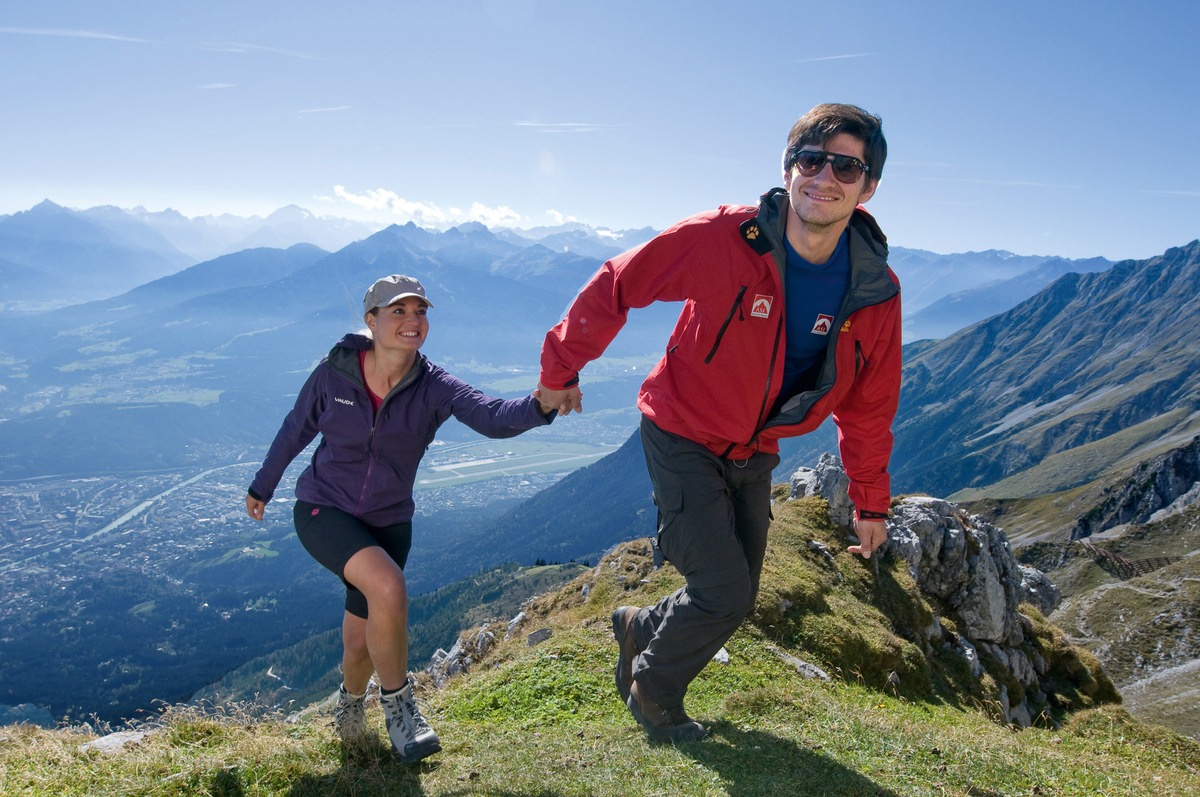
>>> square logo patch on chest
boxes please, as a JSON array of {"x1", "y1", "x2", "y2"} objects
[{"x1": 751, "y1": 295, "x2": 773, "y2": 319}]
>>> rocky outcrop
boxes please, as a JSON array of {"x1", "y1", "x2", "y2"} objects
[
  {"x1": 886, "y1": 496, "x2": 1069, "y2": 728},
  {"x1": 791, "y1": 456, "x2": 1069, "y2": 728},
  {"x1": 427, "y1": 613, "x2": 561, "y2": 687},
  {"x1": 789, "y1": 453, "x2": 856, "y2": 528},
  {"x1": 1071, "y1": 436, "x2": 1200, "y2": 539},
  {"x1": 428, "y1": 625, "x2": 496, "y2": 688}
]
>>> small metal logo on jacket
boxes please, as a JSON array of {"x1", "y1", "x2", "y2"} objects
[
  {"x1": 334, "y1": 397, "x2": 355, "y2": 406},
  {"x1": 811, "y1": 314, "x2": 835, "y2": 335},
  {"x1": 751, "y1": 295, "x2": 773, "y2": 318}
]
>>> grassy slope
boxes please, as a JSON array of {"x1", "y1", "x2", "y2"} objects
[
  {"x1": 4, "y1": 498, "x2": 1199, "y2": 797},
  {"x1": 189, "y1": 562, "x2": 590, "y2": 717}
]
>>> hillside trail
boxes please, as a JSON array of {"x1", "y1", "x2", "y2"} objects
[{"x1": 1055, "y1": 577, "x2": 1185, "y2": 644}]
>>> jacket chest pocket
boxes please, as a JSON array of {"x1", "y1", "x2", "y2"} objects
[{"x1": 704, "y1": 286, "x2": 748, "y2": 364}]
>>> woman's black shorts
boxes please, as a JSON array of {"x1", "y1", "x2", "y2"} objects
[{"x1": 293, "y1": 499, "x2": 412, "y2": 619}]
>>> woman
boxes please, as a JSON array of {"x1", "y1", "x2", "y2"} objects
[{"x1": 245, "y1": 274, "x2": 555, "y2": 763}]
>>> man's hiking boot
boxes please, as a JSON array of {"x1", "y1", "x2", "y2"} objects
[
  {"x1": 381, "y1": 678, "x2": 442, "y2": 763},
  {"x1": 612, "y1": 606, "x2": 643, "y2": 702},
  {"x1": 626, "y1": 681, "x2": 707, "y2": 743},
  {"x1": 332, "y1": 685, "x2": 367, "y2": 742}
]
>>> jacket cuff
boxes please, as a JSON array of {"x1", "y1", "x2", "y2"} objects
[
  {"x1": 855, "y1": 508, "x2": 889, "y2": 521},
  {"x1": 538, "y1": 372, "x2": 579, "y2": 391},
  {"x1": 247, "y1": 487, "x2": 265, "y2": 502}
]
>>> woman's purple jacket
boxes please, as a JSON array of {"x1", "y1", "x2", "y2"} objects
[{"x1": 249, "y1": 333, "x2": 553, "y2": 526}]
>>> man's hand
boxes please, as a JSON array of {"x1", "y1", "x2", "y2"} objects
[
  {"x1": 246, "y1": 494, "x2": 266, "y2": 521},
  {"x1": 847, "y1": 518, "x2": 888, "y2": 559},
  {"x1": 536, "y1": 383, "x2": 583, "y2": 415}
]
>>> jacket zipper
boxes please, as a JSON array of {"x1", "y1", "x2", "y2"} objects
[
  {"x1": 354, "y1": 410, "x2": 378, "y2": 517},
  {"x1": 743, "y1": 311, "x2": 785, "y2": 450},
  {"x1": 704, "y1": 286, "x2": 747, "y2": 364}
]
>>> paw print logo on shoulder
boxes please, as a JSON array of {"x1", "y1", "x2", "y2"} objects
[{"x1": 739, "y1": 218, "x2": 772, "y2": 255}]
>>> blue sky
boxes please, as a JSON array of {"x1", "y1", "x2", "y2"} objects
[{"x1": 1, "y1": 1, "x2": 1197, "y2": 261}]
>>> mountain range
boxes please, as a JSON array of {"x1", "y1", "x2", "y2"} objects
[
  {"x1": 0, "y1": 200, "x2": 1124, "y2": 481},
  {"x1": 1, "y1": 198, "x2": 1197, "y2": 734}
]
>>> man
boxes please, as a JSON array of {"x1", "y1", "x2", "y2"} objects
[{"x1": 538, "y1": 103, "x2": 900, "y2": 742}]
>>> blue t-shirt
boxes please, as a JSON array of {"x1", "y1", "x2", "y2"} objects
[{"x1": 778, "y1": 230, "x2": 851, "y2": 401}]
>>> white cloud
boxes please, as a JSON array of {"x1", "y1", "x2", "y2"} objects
[
  {"x1": 199, "y1": 83, "x2": 234, "y2": 90},
  {"x1": 0, "y1": 26, "x2": 147, "y2": 43},
  {"x1": 467, "y1": 202, "x2": 524, "y2": 228},
  {"x1": 794, "y1": 53, "x2": 875, "y2": 63},
  {"x1": 334, "y1": 186, "x2": 449, "y2": 225},
  {"x1": 297, "y1": 105, "x2": 352, "y2": 114},
  {"x1": 547, "y1": 209, "x2": 578, "y2": 224},
  {"x1": 197, "y1": 41, "x2": 326, "y2": 60},
  {"x1": 332, "y1": 187, "x2": 527, "y2": 228},
  {"x1": 515, "y1": 121, "x2": 614, "y2": 134}
]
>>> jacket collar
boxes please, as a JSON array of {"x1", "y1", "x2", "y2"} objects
[
  {"x1": 749, "y1": 187, "x2": 895, "y2": 302},
  {"x1": 325, "y1": 333, "x2": 425, "y2": 400},
  {"x1": 751, "y1": 187, "x2": 888, "y2": 255}
]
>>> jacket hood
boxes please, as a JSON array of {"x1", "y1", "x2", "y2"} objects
[{"x1": 325, "y1": 333, "x2": 372, "y2": 384}]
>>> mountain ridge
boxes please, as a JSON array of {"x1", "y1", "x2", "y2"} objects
[{"x1": 891, "y1": 240, "x2": 1200, "y2": 499}]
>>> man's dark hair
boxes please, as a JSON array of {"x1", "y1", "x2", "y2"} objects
[{"x1": 783, "y1": 103, "x2": 887, "y2": 182}]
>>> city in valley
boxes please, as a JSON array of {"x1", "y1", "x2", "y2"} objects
[{"x1": 0, "y1": 431, "x2": 621, "y2": 726}]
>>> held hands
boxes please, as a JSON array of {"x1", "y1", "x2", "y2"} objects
[
  {"x1": 847, "y1": 518, "x2": 887, "y2": 559},
  {"x1": 535, "y1": 383, "x2": 584, "y2": 415},
  {"x1": 245, "y1": 494, "x2": 266, "y2": 521}
]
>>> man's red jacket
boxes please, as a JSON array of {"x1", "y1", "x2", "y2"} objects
[{"x1": 540, "y1": 188, "x2": 901, "y2": 515}]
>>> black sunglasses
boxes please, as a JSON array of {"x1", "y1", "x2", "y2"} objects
[{"x1": 790, "y1": 149, "x2": 870, "y2": 184}]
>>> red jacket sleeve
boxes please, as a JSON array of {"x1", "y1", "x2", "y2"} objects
[
  {"x1": 539, "y1": 216, "x2": 714, "y2": 389},
  {"x1": 832, "y1": 282, "x2": 902, "y2": 515}
]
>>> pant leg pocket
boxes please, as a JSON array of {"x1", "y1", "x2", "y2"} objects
[{"x1": 652, "y1": 481, "x2": 683, "y2": 562}]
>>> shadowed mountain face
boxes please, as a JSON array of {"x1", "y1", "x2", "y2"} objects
[{"x1": 891, "y1": 240, "x2": 1200, "y2": 498}]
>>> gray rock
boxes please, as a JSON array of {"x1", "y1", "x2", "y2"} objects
[
  {"x1": 527, "y1": 627, "x2": 553, "y2": 646},
  {"x1": 428, "y1": 625, "x2": 497, "y2": 687},
  {"x1": 78, "y1": 730, "x2": 151, "y2": 755},
  {"x1": 1071, "y1": 435, "x2": 1200, "y2": 538},
  {"x1": 766, "y1": 645, "x2": 831, "y2": 680},
  {"x1": 1018, "y1": 565, "x2": 1062, "y2": 615},
  {"x1": 789, "y1": 453, "x2": 855, "y2": 527},
  {"x1": 505, "y1": 611, "x2": 526, "y2": 640}
]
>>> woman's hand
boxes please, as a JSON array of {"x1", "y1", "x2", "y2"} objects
[{"x1": 246, "y1": 494, "x2": 266, "y2": 521}]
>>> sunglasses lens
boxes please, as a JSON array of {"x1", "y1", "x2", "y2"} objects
[
  {"x1": 830, "y1": 155, "x2": 864, "y2": 183},
  {"x1": 794, "y1": 151, "x2": 826, "y2": 175}
]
